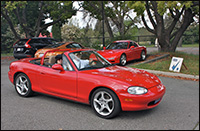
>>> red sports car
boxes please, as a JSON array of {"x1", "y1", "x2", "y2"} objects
[
  {"x1": 8, "y1": 49, "x2": 165, "y2": 119},
  {"x1": 97, "y1": 40, "x2": 147, "y2": 66}
]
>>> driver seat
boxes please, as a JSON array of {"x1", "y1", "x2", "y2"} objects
[{"x1": 48, "y1": 56, "x2": 56, "y2": 67}]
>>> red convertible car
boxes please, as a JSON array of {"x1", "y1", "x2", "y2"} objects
[
  {"x1": 8, "y1": 49, "x2": 165, "y2": 119},
  {"x1": 97, "y1": 40, "x2": 147, "y2": 66}
]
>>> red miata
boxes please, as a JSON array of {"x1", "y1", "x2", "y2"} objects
[
  {"x1": 8, "y1": 49, "x2": 165, "y2": 119},
  {"x1": 97, "y1": 40, "x2": 147, "y2": 66}
]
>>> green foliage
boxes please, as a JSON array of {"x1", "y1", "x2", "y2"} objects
[
  {"x1": 45, "y1": 1, "x2": 76, "y2": 23},
  {"x1": 2, "y1": 1, "x2": 76, "y2": 38},
  {"x1": 182, "y1": 24, "x2": 199, "y2": 45},
  {"x1": 61, "y1": 24, "x2": 83, "y2": 41},
  {"x1": 52, "y1": 23, "x2": 61, "y2": 41},
  {"x1": 127, "y1": 1, "x2": 145, "y2": 16},
  {"x1": 5, "y1": 1, "x2": 27, "y2": 11}
]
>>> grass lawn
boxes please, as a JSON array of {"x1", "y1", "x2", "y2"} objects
[
  {"x1": 1, "y1": 53, "x2": 13, "y2": 57},
  {"x1": 129, "y1": 51, "x2": 199, "y2": 76}
]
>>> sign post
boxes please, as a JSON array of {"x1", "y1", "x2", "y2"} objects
[{"x1": 169, "y1": 57, "x2": 184, "y2": 72}]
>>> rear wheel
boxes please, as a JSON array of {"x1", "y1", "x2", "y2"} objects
[
  {"x1": 140, "y1": 50, "x2": 146, "y2": 60},
  {"x1": 91, "y1": 88, "x2": 121, "y2": 119},
  {"x1": 14, "y1": 73, "x2": 33, "y2": 97}
]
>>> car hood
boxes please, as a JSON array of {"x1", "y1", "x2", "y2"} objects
[
  {"x1": 97, "y1": 49, "x2": 126, "y2": 58},
  {"x1": 84, "y1": 65, "x2": 160, "y2": 88}
]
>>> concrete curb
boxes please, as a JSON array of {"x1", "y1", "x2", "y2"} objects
[
  {"x1": 134, "y1": 54, "x2": 170, "y2": 66},
  {"x1": 140, "y1": 68, "x2": 199, "y2": 81}
]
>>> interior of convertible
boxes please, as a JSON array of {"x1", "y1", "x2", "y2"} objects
[
  {"x1": 29, "y1": 52, "x2": 61, "y2": 68},
  {"x1": 29, "y1": 57, "x2": 54, "y2": 67}
]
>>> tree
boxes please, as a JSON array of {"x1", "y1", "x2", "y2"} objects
[
  {"x1": 127, "y1": 1, "x2": 199, "y2": 52},
  {"x1": 61, "y1": 24, "x2": 83, "y2": 41},
  {"x1": 1, "y1": 1, "x2": 76, "y2": 39},
  {"x1": 80, "y1": 1, "x2": 139, "y2": 38},
  {"x1": 52, "y1": 23, "x2": 62, "y2": 41}
]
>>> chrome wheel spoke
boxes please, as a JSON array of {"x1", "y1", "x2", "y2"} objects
[
  {"x1": 16, "y1": 75, "x2": 29, "y2": 95},
  {"x1": 93, "y1": 91, "x2": 114, "y2": 116},
  {"x1": 23, "y1": 84, "x2": 28, "y2": 91},
  {"x1": 105, "y1": 104, "x2": 112, "y2": 113},
  {"x1": 94, "y1": 98, "x2": 101, "y2": 106}
]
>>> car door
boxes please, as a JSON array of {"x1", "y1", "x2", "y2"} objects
[
  {"x1": 129, "y1": 42, "x2": 141, "y2": 60},
  {"x1": 126, "y1": 42, "x2": 135, "y2": 60},
  {"x1": 37, "y1": 55, "x2": 77, "y2": 98}
]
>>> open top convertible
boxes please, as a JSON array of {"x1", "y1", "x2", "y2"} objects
[{"x1": 8, "y1": 49, "x2": 165, "y2": 119}]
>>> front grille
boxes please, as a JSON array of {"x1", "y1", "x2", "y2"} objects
[{"x1": 148, "y1": 98, "x2": 161, "y2": 106}]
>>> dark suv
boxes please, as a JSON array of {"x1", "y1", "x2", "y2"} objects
[{"x1": 13, "y1": 37, "x2": 58, "y2": 59}]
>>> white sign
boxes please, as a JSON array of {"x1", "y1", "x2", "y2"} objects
[{"x1": 169, "y1": 57, "x2": 184, "y2": 72}]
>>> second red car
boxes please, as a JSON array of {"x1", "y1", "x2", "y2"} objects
[{"x1": 97, "y1": 40, "x2": 147, "y2": 66}]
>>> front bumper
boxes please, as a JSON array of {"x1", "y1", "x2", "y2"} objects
[{"x1": 118, "y1": 83, "x2": 166, "y2": 111}]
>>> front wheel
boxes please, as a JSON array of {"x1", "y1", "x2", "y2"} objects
[
  {"x1": 119, "y1": 54, "x2": 127, "y2": 66},
  {"x1": 14, "y1": 73, "x2": 33, "y2": 97},
  {"x1": 91, "y1": 88, "x2": 121, "y2": 119}
]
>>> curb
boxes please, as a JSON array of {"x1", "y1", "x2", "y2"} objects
[
  {"x1": 134, "y1": 54, "x2": 170, "y2": 66},
  {"x1": 140, "y1": 69, "x2": 199, "y2": 81}
]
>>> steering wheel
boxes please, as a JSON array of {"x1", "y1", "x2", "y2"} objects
[{"x1": 89, "y1": 60, "x2": 97, "y2": 65}]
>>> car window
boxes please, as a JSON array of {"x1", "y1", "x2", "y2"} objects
[
  {"x1": 28, "y1": 39, "x2": 46, "y2": 45},
  {"x1": 129, "y1": 42, "x2": 138, "y2": 47},
  {"x1": 106, "y1": 42, "x2": 128, "y2": 49},
  {"x1": 15, "y1": 39, "x2": 29, "y2": 46},
  {"x1": 45, "y1": 42, "x2": 65, "y2": 48},
  {"x1": 66, "y1": 43, "x2": 83, "y2": 48},
  {"x1": 62, "y1": 55, "x2": 74, "y2": 71},
  {"x1": 42, "y1": 39, "x2": 58, "y2": 45}
]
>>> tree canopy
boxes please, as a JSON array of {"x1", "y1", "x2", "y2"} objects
[
  {"x1": 127, "y1": 1, "x2": 199, "y2": 52},
  {"x1": 1, "y1": 1, "x2": 76, "y2": 39}
]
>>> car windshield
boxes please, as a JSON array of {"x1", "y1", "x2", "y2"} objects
[
  {"x1": 69, "y1": 50, "x2": 112, "y2": 70},
  {"x1": 45, "y1": 42, "x2": 65, "y2": 48},
  {"x1": 106, "y1": 42, "x2": 128, "y2": 49}
]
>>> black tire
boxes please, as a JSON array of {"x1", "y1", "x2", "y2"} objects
[
  {"x1": 140, "y1": 50, "x2": 146, "y2": 61},
  {"x1": 91, "y1": 88, "x2": 121, "y2": 119},
  {"x1": 119, "y1": 54, "x2": 127, "y2": 66},
  {"x1": 14, "y1": 73, "x2": 33, "y2": 97}
]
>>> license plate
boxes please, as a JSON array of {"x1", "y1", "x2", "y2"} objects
[
  {"x1": 17, "y1": 48, "x2": 23, "y2": 51},
  {"x1": 154, "y1": 98, "x2": 161, "y2": 104}
]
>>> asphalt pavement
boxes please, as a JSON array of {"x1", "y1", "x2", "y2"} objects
[
  {"x1": 1, "y1": 47, "x2": 199, "y2": 130},
  {"x1": 1, "y1": 62, "x2": 199, "y2": 130}
]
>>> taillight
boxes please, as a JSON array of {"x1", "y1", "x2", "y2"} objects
[
  {"x1": 25, "y1": 39, "x2": 31, "y2": 48},
  {"x1": 25, "y1": 42, "x2": 31, "y2": 48}
]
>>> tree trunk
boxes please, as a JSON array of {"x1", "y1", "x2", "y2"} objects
[
  {"x1": 1, "y1": 10, "x2": 21, "y2": 39},
  {"x1": 104, "y1": 17, "x2": 114, "y2": 38}
]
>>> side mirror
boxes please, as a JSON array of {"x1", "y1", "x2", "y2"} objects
[
  {"x1": 130, "y1": 46, "x2": 135, "y2": 49},
  {"x1": 52, "y1": 64, "x2": 64, "y2": 71}
]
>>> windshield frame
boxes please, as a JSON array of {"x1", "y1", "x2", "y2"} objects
[{"x1": 68, "y1": 50, "x2": 113, "y2": 71}]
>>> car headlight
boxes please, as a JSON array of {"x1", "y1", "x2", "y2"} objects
[{"x1": 127, "y1": 86, "x2": 148, "y2": 95}]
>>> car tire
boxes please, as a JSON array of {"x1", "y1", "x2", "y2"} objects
[
  {"x1": 91, "y1": 88, "x2": 121, "y2": 119},
  {"x1": 140, "y1": 50, "x2": 146, "y2": 61},
  {"x1": 120, "y1": 54, "x2": 127, "y2": 66},
  {"x1": 14, "y1": 73, "x2": 33, "y2": 97}
]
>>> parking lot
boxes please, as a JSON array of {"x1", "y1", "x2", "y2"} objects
[{"x1": 1, "y1": 59, "x2": 199, "y2": 130}]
